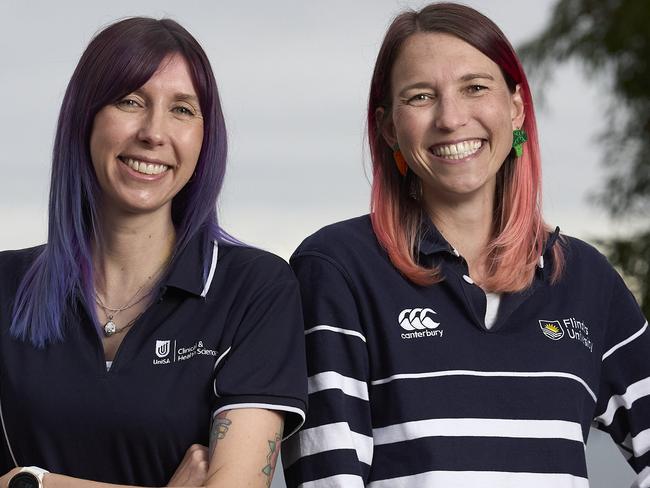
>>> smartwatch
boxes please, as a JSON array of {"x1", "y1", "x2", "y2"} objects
[{"x1": 7, "y1": 466, "x2": 49, "y2": 488}]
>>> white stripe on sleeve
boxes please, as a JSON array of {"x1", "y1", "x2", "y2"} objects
[
  {"x1": 282, "y1": 422, "x2": 373, "y2": 468},
  {"x1": 305, "y1": 325, "x2": 367, "y2": 343},
  {"x1": 602, "y1": 321, "x2": 648, "y2": 361},
  {"x1": 308, "y1": 371, "x2": 369, "y2": 401},
  {"x1": 373, "y1": 418, "x2": 584, "y2": 446},
  {"x1": 366, "y1": 470, "x2": 589, "y2": 488},
  {"x1": 632, "y1": 466, "x2": 650, "y2": 488},
  {"x1": 632, "y1": 428, "x2": 650, "y2": 458},
  {"x1": 595, "y1": 376, "x2": 650, "y2": 426},
  {"x1": 299, "y1": 474, "x2": 366, "y2": 488}
]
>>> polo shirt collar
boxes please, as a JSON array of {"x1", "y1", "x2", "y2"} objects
[{"x1": 165, "y1": 229, "x2": 215, "y2": 297}]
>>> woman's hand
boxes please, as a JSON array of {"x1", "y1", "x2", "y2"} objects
[{"x1": 166, "y1": 444, "x2": 209, "y2": 487}]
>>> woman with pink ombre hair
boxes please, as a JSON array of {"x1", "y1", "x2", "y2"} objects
[{"x1": 284, "y1": 3, "x2": 649, "y2": 487}]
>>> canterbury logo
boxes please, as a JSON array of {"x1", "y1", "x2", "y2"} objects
[{"x1": 398, "y1": 308, "x2": 440, "y2": 330}]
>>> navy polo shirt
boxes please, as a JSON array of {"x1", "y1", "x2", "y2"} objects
[
  {"x1": 0, "y1": 232, "x2": 307, "y2": 485},
  {"x1": 283, "y1": 215, "x2": 649, "y2": 488}
]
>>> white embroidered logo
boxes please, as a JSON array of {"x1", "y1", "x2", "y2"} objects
[
  {"x1": 152, "y1": 339, "x2": 219, "y2": 365},
  {"x1": 399, "y1": 308, "x2": 440, "y2": 330},
  {"x1": 539, "y1": 318, "x2": 593, "y2": 352},
  {"x1": 155, "y1": 340, "x2": 171, "y2": 358},
  {"x1": 398, "y1": 308, "x2": 443, "y2": 339}
]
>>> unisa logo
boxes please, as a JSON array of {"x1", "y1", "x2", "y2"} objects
[
  {"x1": 398, "y1": 308, "x2": 444, "y2": 339},
  {"x1": 155, "y1": 340, "x2": 171, "y2": 358},
  {"x1": 539, "y1": 320, "x2": 564, "y2": 340}
]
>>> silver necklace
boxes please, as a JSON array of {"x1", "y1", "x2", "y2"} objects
[
  {"x1": 95, "y1": 289, "x2": 153, "y2": 336},
  {"x1": 94, "y1": 261, "x2": 168, "y2": 337}
]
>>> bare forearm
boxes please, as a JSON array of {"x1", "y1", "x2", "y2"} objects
[
  {"x1": 1, "y1": 409, "x2": 284, "y2": 488},
  {"x1": 3, "y1": 470, "x2": 203, "y2": 488},
  {"x1": 206, "y1": 409, "x2": 284, "y2": 488},
  {"x1": 1, "y1": 469, "x2": 160, "y2": 488},
  {"x1": 46, "y1": 474, "x2": 150, "y2": 488}
]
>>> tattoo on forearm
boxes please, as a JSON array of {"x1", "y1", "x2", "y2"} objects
[
  {"x1": 261, "y1": 432, "x2": 281, "y2": 487},
  {"x1": 209, "y1": 411, "x2": 232, "y2": 459}
]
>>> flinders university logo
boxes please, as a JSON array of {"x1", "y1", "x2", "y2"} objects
[
  {"x1": 398, "y1": 308, "x2": 444, "y2": 339},
  {"x1": 155, "y1": 340, "x2": 171, "y2": 358},
  {"x1": 538, "y1": 317, "x2": 593, "y2": 352},
  {"x1": 539, "y1": 320, "x2": 564, "y2": 340}
]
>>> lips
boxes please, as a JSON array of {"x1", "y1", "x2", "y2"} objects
[
  {"x1": 431, "y1": 139, "x2": 484, "y2": 160},
  {"x1": 118, "y1": 156, "x2": 170, "y2": 175}
]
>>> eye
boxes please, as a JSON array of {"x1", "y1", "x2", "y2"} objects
[
  {"x1": 115, "y1": 98, "x2": 142, "y2": 110},
  {"x1": 173, "y1": 105, "x2": 196, "y2": 117},
  {"x1": 405, "y1": 93, "x2": 434, "y2": 106},
  {"x1": 466, "y1": 84, "x2": 488, "y2": 95}
]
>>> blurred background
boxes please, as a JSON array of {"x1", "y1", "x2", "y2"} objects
[{"x1": 0, "y1": 1, "x2": 647, "y2": 486}]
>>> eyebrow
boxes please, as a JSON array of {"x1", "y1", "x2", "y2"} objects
[
  {"x1": 131, "y1": 89, "x2": 200, "y2": 106},
  {"x1": 174, "y1": 93, "x2": 200, "y2": 105},
  {"x1": 398, "y1": 82, "x2": 434, "y2": 96},
  {"x1": 459, "y1": 73, "x2": 495, "y2": 82}
]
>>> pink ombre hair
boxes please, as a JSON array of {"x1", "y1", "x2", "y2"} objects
[{"x1": 368, "y1": 3, "x2": 564, "y2": 291}]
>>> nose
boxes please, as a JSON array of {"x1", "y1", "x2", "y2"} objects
[
  {"x1": 433, "y1": 95, "x2": 468, "y2": 132},
  {"x1": 137, "y1": 108, "x2": 167, "y2": 146}
]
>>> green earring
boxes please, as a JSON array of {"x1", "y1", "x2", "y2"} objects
[{"x1": 512, "y1": 128, "x2": 528, "y2": 157}]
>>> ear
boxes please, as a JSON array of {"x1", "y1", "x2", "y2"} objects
[
  {"x1": 376, "y1": 106, "x2": 397, "y2": 148},
  {"x1": 511, "y1": 84, "x2": 525, "y2": 129}
]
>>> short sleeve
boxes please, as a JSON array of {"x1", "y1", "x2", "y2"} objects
[
  {"x1": 593, "y1": 268, "x2": 650, "y2": 485},
  {"x1": 212, "y1": 274, "x2": 307, "y2": 440}
]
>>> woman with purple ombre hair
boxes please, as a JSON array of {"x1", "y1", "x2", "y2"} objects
[
  {"x1": 0, "y1": 17, "x2": 306, "y2": 488},
  {"x1": 284, "y1": 3, "x2": 649, "y2": 487}
]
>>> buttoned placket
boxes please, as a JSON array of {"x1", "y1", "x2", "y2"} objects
[{"x1": 417, "y1": 220, "x2": 558, "y2": 333}]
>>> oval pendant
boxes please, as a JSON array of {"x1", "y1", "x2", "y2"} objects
[{"x1": 104, "y1": 321, "x2": 117, "y2": 337}]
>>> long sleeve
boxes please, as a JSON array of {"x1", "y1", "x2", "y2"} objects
[
  {"x1": 283, "y1": 252, "x2": 373, "y2": 488},
  {"x1": 593, "y1": 270, "x2": 650, "y2": 487}
]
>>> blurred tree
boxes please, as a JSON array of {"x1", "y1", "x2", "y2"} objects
[{"x1": 519, "y1": 0, "x2": 650, "y2": 317}]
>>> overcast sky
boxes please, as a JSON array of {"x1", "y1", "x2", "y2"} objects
[{"x1": 0, "y1": 1, "x2": 638, "y2": 486}]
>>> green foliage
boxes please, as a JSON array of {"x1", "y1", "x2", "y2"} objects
[{"x1": 519, "y1": 0, "x2": 650, "y2": 314}]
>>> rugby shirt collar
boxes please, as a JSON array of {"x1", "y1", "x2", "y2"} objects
[
  {"x1": 164, "y1": 229, "x2": 213, "y2": 296},
  {"x1": 544, "y1": 226, "x2": 561, "y2": 253},
  {"x1": 418, "y1": 216, "x2": 562, "y2": 279},
  {"x1": 418, "y1": 215, "x2": 456, "y2": 256},
  {"x1": 538, "y1": 226, "x2": 561, "y2": 280}
]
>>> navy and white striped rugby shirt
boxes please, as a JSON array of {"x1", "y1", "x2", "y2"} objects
[{"x1": 283, "y1": 214, "x2": 649, "y2": 488}]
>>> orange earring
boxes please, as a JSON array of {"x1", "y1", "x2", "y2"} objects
[{"x1": 393, "y1": 145, "x2": 408, "y2": 176}]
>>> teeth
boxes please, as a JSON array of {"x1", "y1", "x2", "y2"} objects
[
  {"x1": 433, "y1": 139, "x2": 483, "y2": 159},
  {"x1": 123, "y1": 158, "x2": 169, "y2": 175}
]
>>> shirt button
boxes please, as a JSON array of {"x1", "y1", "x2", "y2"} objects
[{"x1": 462, "y1": 274, "x2": 474, "y2": 284}]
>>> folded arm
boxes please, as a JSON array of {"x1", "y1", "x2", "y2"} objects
[{"x1": 1, "y1": 408, "x2": 284, "y2": 488}]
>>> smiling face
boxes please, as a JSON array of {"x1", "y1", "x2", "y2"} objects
[
  {"x1": 381, "y1": 32, "x2": 524, "y2": 206},
  {"x1": 90, "y1": 54, "x2": 204, "y2": 218}
]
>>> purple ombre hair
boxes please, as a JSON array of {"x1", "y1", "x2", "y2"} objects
[{"x1": 11, "y1": 18, "x2": 234, "y2": 347}]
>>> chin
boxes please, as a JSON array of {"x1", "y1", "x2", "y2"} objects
[{"x1": 104, "y1": 193, "x2": 171, "y2": 216}]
